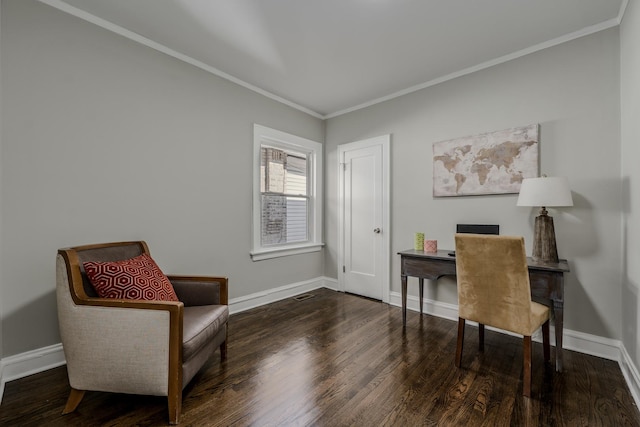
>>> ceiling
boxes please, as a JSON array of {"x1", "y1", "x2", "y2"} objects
[{"x1": 41, "y1": 0, "x2": 626, "y2": 118}]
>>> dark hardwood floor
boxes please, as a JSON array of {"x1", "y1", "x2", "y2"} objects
[{"x1": 1, "y1": 288, "x2": 639, "y2": 426}]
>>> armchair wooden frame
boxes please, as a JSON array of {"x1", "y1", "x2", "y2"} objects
[{"x1": 57, "y1": 241, "x2": 228, "y2": 424}]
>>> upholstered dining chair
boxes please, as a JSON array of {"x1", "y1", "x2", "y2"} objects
[
  {"x1": 56, "y1": 241, "x2": 229, "y2": 424},
  {"x1": 454, "y1": 234, "x2": 550, "y2": 397}
]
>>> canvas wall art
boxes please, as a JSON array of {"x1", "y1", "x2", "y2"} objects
[{"x1": 432, "y1": 124, "x2": 539, "y2": 197}]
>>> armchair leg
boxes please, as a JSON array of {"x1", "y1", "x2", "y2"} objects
[
  {"x1": 62, "y1": 388, "x2": 85, "y2": 414},
  {"x1": 220, "y1": 340, "x2": 228, "y2": 361},
  {"x1": 455, "y1": 318, "x2": 466, "y2": 367},
  {"x1": 168, "y1": 394, "x2": 182, "y2": 425},
  {"x1": 478, "y1": 323, "x2": 485, "y2": 352},
  {"x1": 523, "y1": 336, "x2": 532, "y2": 397}
]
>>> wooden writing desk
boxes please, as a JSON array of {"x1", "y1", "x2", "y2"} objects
[{"x1": 398, "y1": 249, "x2": 570, "y2": 372}]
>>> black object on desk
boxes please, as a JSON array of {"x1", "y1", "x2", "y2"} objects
[{"x1": 456, "y1": 223, "x2": 499, "y2": 235}]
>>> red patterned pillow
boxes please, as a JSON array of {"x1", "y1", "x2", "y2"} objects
[{"x1": 83, "y1": 254, "x2": 179, "y2": 301}]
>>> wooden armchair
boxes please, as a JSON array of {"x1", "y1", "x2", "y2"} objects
[{"x1": 56, "y1": 241, "x2": 228, "y2": 424}]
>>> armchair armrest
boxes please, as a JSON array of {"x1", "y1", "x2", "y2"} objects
[{"x1": 167, "y1": 275, "x2": 228, "y2": 307}]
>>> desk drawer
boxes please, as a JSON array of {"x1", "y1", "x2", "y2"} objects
[{"x1": 401, "y1": 257, "x2": 456, "y2": 280}]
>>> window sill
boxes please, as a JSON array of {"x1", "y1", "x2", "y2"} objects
[{"x1": 250, "y1": 243, "x2": 324, "y2": 261}]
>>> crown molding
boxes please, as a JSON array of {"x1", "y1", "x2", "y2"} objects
[{"x1": 39, "y1": 0, "x2": 626, "y2": 121}]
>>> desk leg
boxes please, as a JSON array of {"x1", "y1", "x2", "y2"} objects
[
  {"x1": 419, "y1": 278, "x2": 424, "y2": 315},
  {"x1": 401, "y1": 275, "x2": 408, "y2": 326},
  {"x1": 554, "y1": 300, "x2": 564, "y2": 372}
]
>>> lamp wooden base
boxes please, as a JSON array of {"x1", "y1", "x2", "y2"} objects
[{"x1": 532, "y1": 208, "x2": 559, "y2": 263}]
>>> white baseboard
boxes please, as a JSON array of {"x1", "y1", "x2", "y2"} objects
[
  {"x1": 1, "y1": 281, "x2": 637, "y2": 409},
  {"x1": 620, "y1": 345, "x2": 640, "y2": 408},
  {"x1": 228, "y1": 276, "x2": 337, "y2": 314},
  {"x1": 561, "y1": 327, "x2": 623, "y2": 361},
  {"x1": 388, "y1": 290, "x2": 460, "y2": 322},
  {"x1": 0, "y1": 343, "x2": 66, "y2": 403}
]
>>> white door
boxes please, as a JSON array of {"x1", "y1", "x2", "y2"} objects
[{"x1": 339, "y1": 135, "x2": 390, "y2": 302}]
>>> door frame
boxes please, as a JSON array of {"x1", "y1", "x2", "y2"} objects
[{"x1": 337, "y1": 134, "x2": 391, "y2": 303}]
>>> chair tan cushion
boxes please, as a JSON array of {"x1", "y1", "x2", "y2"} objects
[{"x1": 531, "y1": 301, "x2": 550, "y2": 331}]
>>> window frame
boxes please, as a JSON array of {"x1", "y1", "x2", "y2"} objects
[{"x1": 251, "y1": 124, "x2": 323, "y2": 261}]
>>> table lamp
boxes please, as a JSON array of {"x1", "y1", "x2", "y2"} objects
[{"x1": 517, "y1": 176, "x2": 573, "y2": 263}]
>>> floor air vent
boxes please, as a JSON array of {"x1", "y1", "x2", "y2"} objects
[{"x1": 293, "y1": 294, "x2": 315, "y2": 301}]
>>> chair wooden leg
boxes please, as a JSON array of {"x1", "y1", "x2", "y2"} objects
[
  {"x1": 62, "y1": 388, "x2": 85, "y2": 415},
  {"x1": 455, "y1": 318, "x2": 466, "y2": 367},
  {"x1": 478, "y1": 323, "x2": 485, "y2": 352},
  {"x1": 523, "y1": 336, "x2": 532, "y2": 397},
  {"x1": 542, "y1": 320, "x2": 550, "y2": 363}
]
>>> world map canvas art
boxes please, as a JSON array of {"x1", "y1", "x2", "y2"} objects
[{"x1": 432, "y1": 124, "x2": 539, "y2": 197}]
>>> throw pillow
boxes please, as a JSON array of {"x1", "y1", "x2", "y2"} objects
[{"x1": 83, "y1": 253, "x2": 179, "y2": 301}]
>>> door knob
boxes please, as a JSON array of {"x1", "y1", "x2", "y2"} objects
[{"x1": 373, "y1": 228, "x2": 381, "y2": 234}]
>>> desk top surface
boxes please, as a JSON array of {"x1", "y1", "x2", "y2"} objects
[{"x1": 398, "y1": 249, "x2": 570, "y2": 273}]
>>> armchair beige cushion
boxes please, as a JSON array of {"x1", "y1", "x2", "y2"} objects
[{"x1": 56, "y1": 241, "x2": 229, "y2": 424}]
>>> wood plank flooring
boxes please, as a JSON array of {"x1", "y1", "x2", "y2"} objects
[{"x1": 1, "y1": 288, "x2": 639, "y2": 426}]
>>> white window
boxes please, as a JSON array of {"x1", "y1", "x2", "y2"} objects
[{"x1": 251, "y1": 124, "x2": 323, "y2": 261}]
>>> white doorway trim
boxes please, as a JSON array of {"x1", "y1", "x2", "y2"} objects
[{"x1": 338, "y1": 134, "x2": 391, "y2": 303}]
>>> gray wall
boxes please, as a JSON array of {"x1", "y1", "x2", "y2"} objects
[
  {"x1": 621, "y1": 0, "x2": 640, "y2": 368},
  {"x1": 0, "y1": 0, "x2": 324, "y2": 357},
  {"x1": 325, "y1": 28, "x2": 622, "y2": 339}
]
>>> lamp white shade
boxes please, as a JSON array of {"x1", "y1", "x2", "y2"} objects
[{"x1": 517, "y1": 176, "x2": 573, "y2": 207}]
